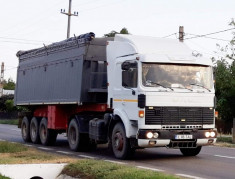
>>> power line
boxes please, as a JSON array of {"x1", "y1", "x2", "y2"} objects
[
  {"x1": 184, "y1": 27, "x2": 235, "y2": 40},
  {"x1": 79, "y1": 0, "x2": 127, "y2": 13},
  {"x1": 0, "y1": 0, "x2": 65, "y2": 37},
  {"x1": 0, "y1": 40, "x2": 41, "y2": 45},
  {"x1": 186, "y1": 39, "x2": 229, "y2": 59},
  {"x1": 4, "y1": 67, "x2": 17, "y2": 71},
  {"x1": 162, "y1": 33, "x2": 177, "y2": 38},
  {"x1": 185, "y1": 33, "x2": 230, "y2": 42},
  {"x1": 73, "y1": 0, "x2": 103, "y2": 8},
  {"x1": 0, "y1": 36, "x2": 52, "y2": 43}
]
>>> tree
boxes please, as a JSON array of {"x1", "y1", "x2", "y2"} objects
[
  {"x1": 0, "y1": 94, "x2": 14, "y2": 112},
  {"x1": 3, "y1": 78, "x2": 15, "y2": 90},
  {"x1": 213, "y1": 19, "x2": 235, "y2": 131},
  {"x1": 104, "y1": 27, "x2": 130, "y2": 37}
]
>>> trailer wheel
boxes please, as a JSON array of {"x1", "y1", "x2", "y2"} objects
[
  {"x1": 39, "y1": 118, "x2": 57, "y2": 145},
  {"x1": 180, "y1": 146, "x2": 202, "y2": 156},
  {"x1": 30, "y1": 117, "x2": 41, "y2": 144},
  {"x1": 111, "y1": 122, "x2": 135, "y2": 159},
  {"x1": 21, "y1": 116, "x2": 31, "y2": 142}
]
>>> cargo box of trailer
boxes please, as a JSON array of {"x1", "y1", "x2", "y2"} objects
[{"x1": 15, "y1": 33, "x2": 113, "y2": 105}]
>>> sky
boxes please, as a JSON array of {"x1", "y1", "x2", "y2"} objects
[{"x1": 0, "y1": 0, "x2": 234, "y2": 81}]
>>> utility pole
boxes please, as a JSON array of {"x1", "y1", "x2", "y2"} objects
[
  {"x1": 0, "y1": 62, "x2": 4, "y2": 97},
  {"x1": 233, "y1": 118, "x2": 235, "y2": 144},
  {"x1": 1, "y1": 62, "x2": 4, "y2": 83},
  {"x1": 61, "y1": 0, "x2": 78, "y2": 39},
  {"x1": 179, "y1": 26, "x2": 184, "y2": 42}
]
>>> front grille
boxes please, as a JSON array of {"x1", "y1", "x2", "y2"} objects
[{"x1": 145, "y1": 107, "x2": 214, "y2": 125}]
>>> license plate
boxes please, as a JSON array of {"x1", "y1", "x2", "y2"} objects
[{"x1": 175, "y1": 135, "x2": 193, "y2": 140}]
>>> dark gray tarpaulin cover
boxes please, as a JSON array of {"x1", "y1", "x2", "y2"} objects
[{"x1": 15, "y1": 33, "x2": 113, "y2": 105}]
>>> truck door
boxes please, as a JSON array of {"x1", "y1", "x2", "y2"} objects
[{"x1": 120, "y1": 60, "x2": 138, "y2": 120}]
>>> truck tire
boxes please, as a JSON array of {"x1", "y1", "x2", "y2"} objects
[
  {"x1": 39, "y1": 118, "x2": 57, "y2": 145},
  {"x1": 111, "y1": 122, "x2": 135, "y2": 159},
  {"x1": 30, "y1": 117, "x2": 41, "y2": 144},
  {"x1": 68, "y1": 119, "x2": 83, "y2": 151},
  {"x1": 21, "y1": 116, "x2": 31, "y2": 142},
  {"x1": 180, "y1": 146, "x2": 202, "y2": 156},
  {"x1": 68, "y1": 118, "x2": 95, "y2": 151}
]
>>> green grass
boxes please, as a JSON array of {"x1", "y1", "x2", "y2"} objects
[
  {"x1": 0, "y1": 141, "x2": 27, "y2": 153},
  {"x1": 0, "y1": 174, "x2": 11, "y2": 179},
  {"x1": 215, "y1": 136, "x2": 235, "y2": 148},
  {"x1": 0, "y1": 119, "x2": 18, "y2": 125},
  {"x1": 0, "y1": 141, "x2": 75, "y2": 164},
  {"x1": 217, "y1": 136, "x2": 232, "y2": 143},
  {"x1": 62, "y1": 159, "x2": 178, "y2": 179}
]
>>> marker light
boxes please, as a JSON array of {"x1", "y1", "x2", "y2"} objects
[
  {"x1": 146, "y1": 132, "x2": 153, "y2": 139},
  {"x1": 139, "y1": 110, "x2": 144, "y2": 118}
]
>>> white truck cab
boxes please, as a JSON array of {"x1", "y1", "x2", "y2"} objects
[{"x1": 107, "y1": 34, "x2": 216, "y2": 158}]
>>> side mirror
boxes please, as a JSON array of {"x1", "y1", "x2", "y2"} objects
[{"x1": 121, "y1": 61, "x2": 137, "y2": 70}]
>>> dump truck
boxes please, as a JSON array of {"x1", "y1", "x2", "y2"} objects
[{"x1": 15, "y1": 32, "x2": 217, "y2": 159}]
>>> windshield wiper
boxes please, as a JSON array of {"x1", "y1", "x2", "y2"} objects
[
  {"x1": 146, "y1": 80, "x2": 174, "y2": 91},
  {"x1": 173, "y1": 86, "x2": 193, "y2": 91},
  {"x1": 190, "y1": 83, "x2": 211, "y2": 92}
]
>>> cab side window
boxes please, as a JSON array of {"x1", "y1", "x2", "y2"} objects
[{"x1": 121, "y1": 61, "x2": 138, "y2": 88}]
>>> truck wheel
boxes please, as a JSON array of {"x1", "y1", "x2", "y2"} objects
[
  {"x1": 180, "y1": 146, "x2": 202, "y2": 156},
  {"x1": 111, "y1": 122, "x2": 135, "y2": 159},
  {"x1": 21, "y1": 116, "x2": 31, "y2": 142},
  {"x1": 39, "y1": 118, "x2": 57, "y2": 145},
  {"x1": 68, "y1": 119, "x2": 82, "y2": 151},
  {"x1": 30, "y1": 117, "x2": 41, "y2": 144}
]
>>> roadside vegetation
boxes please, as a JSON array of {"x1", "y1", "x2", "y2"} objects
[
  {"x1": 216, "y1": 136, "x2": 235, "y2": 148},
  {"x1": 62, "y1": 159, "x2": 178, "y2": 179},
  {"x1": 0, "y1": 141, "x2": 178, "y2": 179},
  {"x1": 0, "y1": 141, "x2": 74, "y2": 164},
  {"x1": 0, "y1": 119, "x2": 18, "y2": 125},
  {"x1": 0, "y1": 174, "x2": 10, "y2": 179}
]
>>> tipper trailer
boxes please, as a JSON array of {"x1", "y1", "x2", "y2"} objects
[{"x1": 15, "y1": 32, "x2": 217, "y2": 159}]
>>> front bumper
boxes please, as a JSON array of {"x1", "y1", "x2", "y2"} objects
[{"x1": 137, "y1": 129, "x2": 217, "y2": 148}]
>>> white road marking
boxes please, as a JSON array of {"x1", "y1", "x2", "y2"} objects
[
  {"x1": 104, "y1": 160, "x2": 126, "y2": 165},
  {"x1": 38, "y1": 147, "x2": 53, "y2": 151},
  {"x1": 137, "y1": 166, "x2": 165, "y2": 172},
  {"x1": 208, "y1": 145, "x2": 235, "y2": 150},
  {"x1": 24, "y1": 144, "x2": 33, "y2": 147},
  {"x1": 176, "y1": 173, "x2": 205, "y2": 179},
  {"x1": 78, "y1": 155, "x2": 96, "y2": 159},
  {"x1": 57, "y1": 151, "x2": 72, "y2": 155},
  {"x1": 10, "y1": 129, "x2": 21, "y2": 132},
  {"x1": 214, "y1": 155, "x2": 235, "y2": 159}
]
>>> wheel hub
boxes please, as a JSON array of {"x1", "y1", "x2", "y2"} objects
[
  {"x1": 40, "y1": 125, "x2": 46, "y2": 140},
  {"x1": 114, "y1": 132, "x2": 123, "y2": 151},
  {"x1": 22, "y1": 123, "x2": 27, "y2": 136},
  {"x1": 70, "y1": 127, "x2": 76, "y2": 145}
]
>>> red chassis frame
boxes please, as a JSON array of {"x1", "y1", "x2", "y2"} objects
[{"x1": 33, "y1": 104, "x2": 108, "y2": 130}]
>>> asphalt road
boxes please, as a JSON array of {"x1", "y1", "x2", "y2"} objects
[{"x1": 0, "y1": 124, "x2": 235, "y2": 179}]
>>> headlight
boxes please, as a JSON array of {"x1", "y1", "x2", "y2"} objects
[
  {"x1": 146, "y1": 132, "x2": 153, "y2": 139},
  {"x1": 210, "y1": 131, "x2": 216, "y2": 137},
  {"x1": 205, "y1": 131, "x2": 216, "y2": 138},
  {"x1": 153, "y1": 132, "x2": 159, "y2": 139},
  {"x1": 205, "y1": 132, "x2": 210, "y2": 138}
]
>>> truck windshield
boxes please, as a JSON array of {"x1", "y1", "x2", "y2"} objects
[{"x1": 142, "y1": 63, "x2": 213, "y2": 90}]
